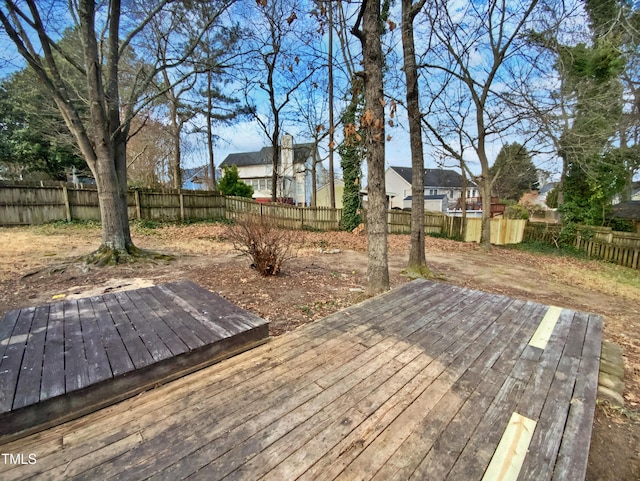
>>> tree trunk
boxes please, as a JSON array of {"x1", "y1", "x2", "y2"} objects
[
  {"x1": 80, "y1": 0, "x2": 135, "y2": 258},
  {"x1": 479, "y1": 175, "x2": 492, "y2": 250},
  {"x1": 460, "y1": 162, "x2": 468, "y2": 240},
  {"x1": 328, "y1": 0, "x2": 336, "y2": 208},
  {"x1": 402, "y1": 0, "x2": 427, "y2": 271},
  {"x1": 271, "y1": 125, "x2": 280, "y2": 202},
  {"x1": 94, "y1": 146, "x2": 133, "y2": 251},
  {"x1": 356, "y1": 0, "x2": 389, "y2": 295},
  {"x1": 311, "y1": 144, "x2": 318, "y2": 207},
  {"x1": 207, "y1": 70, "x2": 217, "y2": 192},
  {"x1": 168, "y1": 90, "x2": 182, "y2": 190}
]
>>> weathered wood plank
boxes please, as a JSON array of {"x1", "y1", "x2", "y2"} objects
[
  {"x1": 140, "y1": 286, "x2": 220, "y2": 345},
  {"x1": 295, "y1": 294, "x2": 519, "y2": 481},
  {"x1": 552, "y1": 314, "x2": 603, "y2": 481},
  {"x1": 101, "y1": 293, "x2": 154, "y2": 369},
  {"x1": 76, "y1": 298, "x2": 112, "y2": 385},
  {"x1": 406, "y1": 301, "x2": 544, "y2": 481},
  {"x1": 75, "y1": 284, "x2": 440, "y2": 477},
  {"x1": 117, "y1": 290, "x2": 187, "y2": 359},
  {"x1": 518, "y1": 354, "x2": 581, "y2": 480},
  {"x1": 40, "y1": 301, "x2": 66, "y2": 401},
  {"x1": 0, "y1": 279, "x2": 601, "y2": 481},
  {"x1": 0, "y1": 309, "x2": 20, "y2": 362},
  {"x1": 12, "y1": 305, "x2": 50, "y2": 409},
  {"x1": 0, "y1": 307, "x2": 36, "y2": 412},
  {"x1": 516, "y1": 308, "x2": 575, "y2": 421},
  {"x1": 163, "y1": 280, "x2": 267, "y2": 334},
  {"x1": 445, "y1": 302, "x2": 553, "y2": 480},
  {"x1": 368, "y1": 299, "x2": 532, "y2": 481},
  {"x1": 9, "y1": 283, "x2": 432, "y2": 472},
  {"x1": 113, "y1": 291, "x2": 172, "y2": 363},
  {"x1": 63, "y1": 300, "x2": 91, "y2": 393},
  {"x1": 90, "y1": 296, "x2": 135, "y2": 377}
]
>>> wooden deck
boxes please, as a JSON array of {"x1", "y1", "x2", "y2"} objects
[
  {"x1": 0, "y1": 280, "x2": 269, "y2": 443},
  {"x1": 0, "y1": 279, "x2": 602, "y2": 481}
]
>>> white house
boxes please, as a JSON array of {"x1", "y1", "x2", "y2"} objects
[
  {"x1": 402, "y1": 194, "x2": 448, "y2": 212},
  {"x1": 220, "y1": 134, "x2": 326, "y2": 205},
  {"x1": 385, "y1": 166, "x2": 477, "y2": 210}
]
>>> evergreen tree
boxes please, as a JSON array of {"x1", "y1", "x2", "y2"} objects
[
  {"x1": 217, "y1": 165, "x2": 254, "y2": 198},
  {"x1": 489, "y1": 143, "x2": 538, "y2": 201}
]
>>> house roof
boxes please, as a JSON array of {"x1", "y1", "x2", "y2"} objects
[
  {"x1": 403, "y1": 194, "x2": 448, "y2": 200},
  {"x1": 539, "y1": 182, "x2": 558, "y2": 195},
  {"x1": 220, "y1": 143, "x2": 315, "y2": 167},
  {"x1": 389, "y1": 166, "x2": 475, "y2": 188},
  {"x1": 182, "y1": 166, "x2": 208, "y2": 181},
  {"x1": 611, "y1": 200, "x2": 640, "y2": 220}
]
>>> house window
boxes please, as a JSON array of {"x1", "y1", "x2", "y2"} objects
[{"x1": 429, "y1": 189, "x2": 437, "y2": 195}]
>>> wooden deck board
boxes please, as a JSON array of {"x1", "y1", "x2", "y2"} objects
[
  {"x1": 0, "y1": 279, "x2": 601, "y2": 481},
  {"x1": 0, "y1": 280, "x2": 269, "y2": 443}
]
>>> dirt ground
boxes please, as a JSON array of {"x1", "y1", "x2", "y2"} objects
[{"x1": 0, "y1": 221, "x2": 639, "y2": 480}]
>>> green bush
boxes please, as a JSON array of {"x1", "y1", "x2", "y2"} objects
[
  {"x1": 504, "y1": 204, "x2": 530, "y2": 220},
  {"x1": 217, "y1": 165, "x2": 253, "y2": 198}
]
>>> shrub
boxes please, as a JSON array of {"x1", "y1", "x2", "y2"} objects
[
  {"x1": 504, "y1": 204, "x2": 530, "y2": 220},
  {"x1": 226, "y1": 216, "x2": 303, "y2": 276},
  {"x1": 217, "y1": 165, "x2": 253, "y2": 198}
]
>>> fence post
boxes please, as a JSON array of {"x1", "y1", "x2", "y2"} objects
[
  {"x1": 62, "y1": 185, "x2": 72, "y2": 222},
  {"x1": 134, "y1": 190, "x2": 142, "y2": 220},
  {"x1": 179, "y1": 191, "x2": 185, "y2": 221}
]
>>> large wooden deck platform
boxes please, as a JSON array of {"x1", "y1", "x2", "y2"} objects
[
  {"x1": 0, "y1": 279, "x2": 602, "y2": 480},
  {"x1": 0, "y1": 280, "x2": 269, "y2": 443}
]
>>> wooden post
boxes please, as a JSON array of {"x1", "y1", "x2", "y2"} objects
[
  {"x1": 179, "y1": 192, "x2": 185, "y2": 222},
  {"x1": 62, "y1": 185, "x2": 72, "y2": 222},
  {"x1": 134, "y1": 190, "x2": 142, "y2": 220}
]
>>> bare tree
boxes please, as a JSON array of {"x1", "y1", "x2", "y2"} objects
[
  {"x1": 0, "y1": 0, "x2": 233, "y2": 261},
  {"x1": 401, "y1": 0, "x2": 429, "y2": 273},
  {"x1": 420, "y1": 0, "x2": 541, "y2": 249},
  {"x1": 352, "y1": 0, "x2": 390, "y2": 295},
  {"x1": 240, "y1": 0, "x2": 319, "y2": 202}
]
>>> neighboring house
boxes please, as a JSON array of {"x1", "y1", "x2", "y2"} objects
[
  {"x1": 632, "y1": 181, "x2": 640, "y2": 201},
  {"x1": 611, "y1": 200, "x2": 640, "y2": 233},
  {"x1": 220, "y1": 134, "x2": 326, "y2": 205},
  {"x1": 182, "y1": 165, "x2": 216, "y2": 190},
  {"x1": 402, "y1": 194, "x2": 448, "y2": 212},
  {"x1": 316, "y1": 179, "x2": 345, "y2": 208},
  {"x1": 385, "y1": 166, "x2": 477, "y2": 210},
  {"x1": 535, "y1": 182, "x2": 558, "y2": 207}
]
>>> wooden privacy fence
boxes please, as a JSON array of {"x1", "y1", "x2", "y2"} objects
[
  {"x1": 8, "y1": 183, "x2": 636, "y2": 266},
  {"x1": 0, "y1": 183, "x2": 526, "y2": 243},
  {"x1": 0, "y1": 184, "x2": 338, "y2": 231},
  {"x1": 386, "y1": 210, "x2": 445, "y2": 235},
  {"x1": 225, "y1": 196, "x2": 342, "y2": 231},
  {"x1": 525, "y1": 222, "x2": 640, "y2": 270},
  {"x1": 443, "y1": 216, "x2": 527, "y2": 245},
  {"x1": 0, "y1": 183, "x2": 226, "y2": 224}
]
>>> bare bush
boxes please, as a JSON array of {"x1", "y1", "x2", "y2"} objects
[{"x1": 226, "y1": 216, "x2": 303, "y2": 276}]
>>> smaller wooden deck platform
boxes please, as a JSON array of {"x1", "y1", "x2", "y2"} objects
[
  {"x1": 0, "y1": 280, "x2": 269, "y2": 443},
  {"x1": 0, "y1": 279, "x2": 602, "y2": 481}
]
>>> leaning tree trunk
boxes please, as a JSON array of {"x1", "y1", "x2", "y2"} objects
[
  {"x1": 402, "y1": 0, "x2": 428, "y2": 272},
  {"x1": 358, "y1": 0, "x2": 389, "y2": 295}
]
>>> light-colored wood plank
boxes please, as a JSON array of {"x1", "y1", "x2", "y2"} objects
[
  {"x1": 481, "y1": 412, "x2": 536, "y2": 481},
  {"x1": 528, "y1": 306, "x2": 563, "y2": 350}
]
